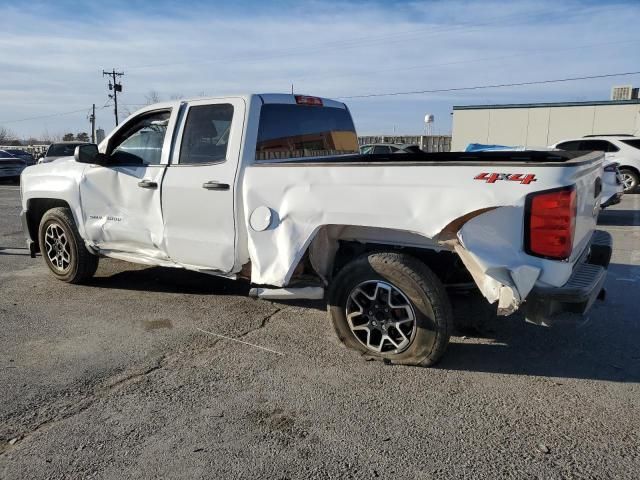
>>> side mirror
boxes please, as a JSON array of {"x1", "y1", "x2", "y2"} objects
[{"x1": 74, "y1": 144, "x2": 107, "y2": 165}]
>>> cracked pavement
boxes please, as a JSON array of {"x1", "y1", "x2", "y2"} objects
[{"x1": 1, "y1": 183, "x2": 639, "y2": 479}]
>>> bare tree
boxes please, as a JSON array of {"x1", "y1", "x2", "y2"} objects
[
  {"x1": 169, "y1": 93, "x2": 184, "y2": 100},
  {"x1": 41, "y1": 130, "x2": 62, "y2": 143},
  {"x1": 0, "y1": 126, "x2": 18, "y2": 145},
  {"x1": 145, "y1": 90, "x2": 162, "y2": 105}
]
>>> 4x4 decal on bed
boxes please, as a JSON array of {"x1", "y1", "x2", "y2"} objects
[{"x1": 474, "y1": 173, "x2": 537, "y2": 184}]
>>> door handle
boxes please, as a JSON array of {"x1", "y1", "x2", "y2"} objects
[
  {"x1": 137, "y1": 179, "x2": 158, "y2": 189},
  {"x1": 202, "y1": 181, "x2": 230, "y2": 191}
]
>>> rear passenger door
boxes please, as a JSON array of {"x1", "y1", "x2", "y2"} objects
[{"x1": 161, "y1": 98, "x2": 245, "y2": 272}]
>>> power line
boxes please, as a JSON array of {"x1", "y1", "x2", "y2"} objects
[
  {"x1": 294, "y1": 38, "x2": 640, "y2": 83},
  {"x1": 3, "y1": 71, "x2": 638, "y2": 128},
  {"x1": 0, "y1": 107, "x2": 98, "y2": 125},
  {"x1": 338, "y1": 71, "x2": 640, "y2": 99}
]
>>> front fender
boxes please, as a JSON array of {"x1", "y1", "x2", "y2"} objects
[{"x1": 21, "y1": 159, "x2": 88, "y2": 239}]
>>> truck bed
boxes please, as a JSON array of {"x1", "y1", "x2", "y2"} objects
[{"x1": 253, "y1": 150, "x2": 597, "y2": 166}]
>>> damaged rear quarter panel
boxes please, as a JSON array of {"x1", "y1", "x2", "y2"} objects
[{"x1": 241, "y1": 162, "x2": 574, "y2": 299}]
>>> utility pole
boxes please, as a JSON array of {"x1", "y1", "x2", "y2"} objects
[
  {"x1": 89, "y1": 104, "x2": 96, "y2": 143},
  {"x1": 102, "y1": 69, "x2": 124, "y2": 126}
]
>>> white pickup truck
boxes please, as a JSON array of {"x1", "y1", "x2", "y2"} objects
[{"x1": 20, "y1": 93, "x2": 612, "y2": 366}]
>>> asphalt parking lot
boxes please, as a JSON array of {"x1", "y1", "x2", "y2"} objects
[{"x1": 1, "y1": 182, "x2": 639, "y2": 479}]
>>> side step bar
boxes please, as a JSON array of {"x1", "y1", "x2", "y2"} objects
[{"x1": 249, "y1": 286, "x2": 325, "y2": 300}]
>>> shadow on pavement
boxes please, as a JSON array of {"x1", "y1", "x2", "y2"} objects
[
  {"x1": 438, "y1": 263, "x2": 640, "y2": 383},
  {"x1": 87, "y1": 261, "x2": 639, "y2": 382},
  {"x1": 88, "y1": 265, "x2": 251, "y2": 296},
  {"x1": 0, "y1": 246, "x2": 31, "y2": 256},
  {"x1": 598, "y1": 209, "x2": 640, "y2": 227}
]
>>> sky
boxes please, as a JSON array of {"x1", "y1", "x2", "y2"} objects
[{"x1": 0, "y1": 0, "x2": 639, "y2": 140}]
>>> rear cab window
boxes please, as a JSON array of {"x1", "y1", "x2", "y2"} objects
[{"x1": 255, "y1": 103, "x2": 359, "y2": 161}]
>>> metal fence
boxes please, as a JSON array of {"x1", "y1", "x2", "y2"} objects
[
  {"x1": 0, "y1": 145, "x2": 48, "y2": 156},
  {"x1": 358, "y1": 135, "x2": 451, "y2": 152}
]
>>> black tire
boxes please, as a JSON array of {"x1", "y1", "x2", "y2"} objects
[
  {"x1": 328, "y1": 252, "x2": 453, "y2": 366},
  {"x1": 38, "y1": 207, "x2": 98, "y2": 283},
  {"x1": 619, "y1": 168, "x2": 639, "y2": 193}
]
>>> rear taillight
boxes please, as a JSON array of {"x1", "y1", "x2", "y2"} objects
[
  {"x1": 525, "y1": 186, "x2": 577, "y2": 260},
  {"x1": 295, "y1": 95, "x2": 323, "y2": 106}
]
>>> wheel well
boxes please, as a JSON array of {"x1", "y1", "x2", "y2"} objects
[
  {"x1": 619, "y1": 165, "x2": 640, "y2": 177},
  {"x1": 332, "y1": 241, "x2": 473, "y2": 287},
  {"x1": 26, "y1": 198, "x2": 71, "y2": 252}
]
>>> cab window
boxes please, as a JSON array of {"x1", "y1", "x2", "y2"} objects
[
  {"x1": 255, "y1": 104, "x2": 358, "y2": 160},
  {"x1": 179, "y1": 104, "x2": 234, "y2": 165},
  {"x1": 108, "y1": 110, "x2": 171, "y2": 165}
]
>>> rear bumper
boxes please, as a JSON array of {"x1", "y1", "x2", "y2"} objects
[{"x1": 524, "y1": 230, "x2": 612, "y2": 325}]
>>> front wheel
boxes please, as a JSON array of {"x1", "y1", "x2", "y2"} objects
[
  {"x1": 328, "y1": 252, "x2": 453, "y2": 366},
  {"x1": 38, "y1": 207, "x2": 99, "y2": 283},
  {"x1": 619, "y1": 168, "x2": 639, "y2": 193}
]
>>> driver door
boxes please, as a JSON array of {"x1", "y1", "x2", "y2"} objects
[{"x1": 79, "y1": 107, "x2": 178, "y2": 257}]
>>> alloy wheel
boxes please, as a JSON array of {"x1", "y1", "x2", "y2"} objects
[
  {"x1": 345, "y1": 280, "x2": 417, "y2": 354},
  {"x1": 44, "y1": 223, "x2": 71, "y2": 272},
  {"x1": 621, "y1": 172, "x2": 635, "y2": 192}
]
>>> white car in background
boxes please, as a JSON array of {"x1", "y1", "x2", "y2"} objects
[{"x1": 552, "y1": 135, "x2": 640, "y2": 193}]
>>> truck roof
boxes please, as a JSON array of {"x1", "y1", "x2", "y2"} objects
[{"x1": 138, "y1": 93, "x2": 347, "y2": 110}]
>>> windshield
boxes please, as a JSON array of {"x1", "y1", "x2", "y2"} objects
[
  {"x1": 256, "y1": 104, "x2": 358, "y2": 160},
  {"x1": 47, "y1": 143, "x2": 84, "y2": 157}
]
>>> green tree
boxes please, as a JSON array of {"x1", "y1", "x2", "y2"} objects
[
  {"x1": 76, "y1": 132, "x2": 90, "y2": 142},
  {"x1": 62, "y1": 133, "x2": 75, "y2": 141}
]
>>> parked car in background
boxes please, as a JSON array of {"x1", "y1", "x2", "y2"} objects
[
  {"x1": 0, "y1": 149, "x2": 27, "y2": 181},
  {"x1": 39, "y1": 142, "x2": 91, "y2": 164},
  {"x1": 360, "y1": 143, "x2": 422, "y2": 154},
  {"x1": 4, "y1": 149, "x2": 36, "y2": 166},
  {"x1": 552, "y1": 135, "x2": 640, "y2": 193},
  {"x1": 600, "y1": 161, "x2": 624, "y2": 208}
]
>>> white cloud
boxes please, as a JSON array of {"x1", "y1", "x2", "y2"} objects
[{"x1": 0, "y1": 0, "x2": 638, "y2": 137}]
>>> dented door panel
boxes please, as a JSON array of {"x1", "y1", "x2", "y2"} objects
[{"x1": 79, "y1": 165, "x2": 167, "y2": 257}]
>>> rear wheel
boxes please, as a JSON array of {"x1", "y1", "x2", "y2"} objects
[
  {"x1": 620, "y1": 168, "x2": 638, "y2": 193},
  {"x1": 328, "y1": 252, "x2": 453, "y2": 366},
  {"x1": 38, "y1": 207, "x2": 98, "y2": 283}
]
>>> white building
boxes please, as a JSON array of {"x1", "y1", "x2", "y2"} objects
[{"x1": 451, "y1": 99, "x2": 640, "y2": 151}]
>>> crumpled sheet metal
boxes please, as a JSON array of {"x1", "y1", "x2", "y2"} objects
[
  {"x1": 242, "y1": 164, "x2": 541, "y2": 298},
  {"x1": 79, "y1": 166, "x2": 169, "y2": 262},
  {"x1": 455, "y1": 206, "x2": 541, "y2": 314}
]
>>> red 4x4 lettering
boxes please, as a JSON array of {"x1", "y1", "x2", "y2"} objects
[{"x1": 474, "y1": 173, "x2": 537, "y2": 185}]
